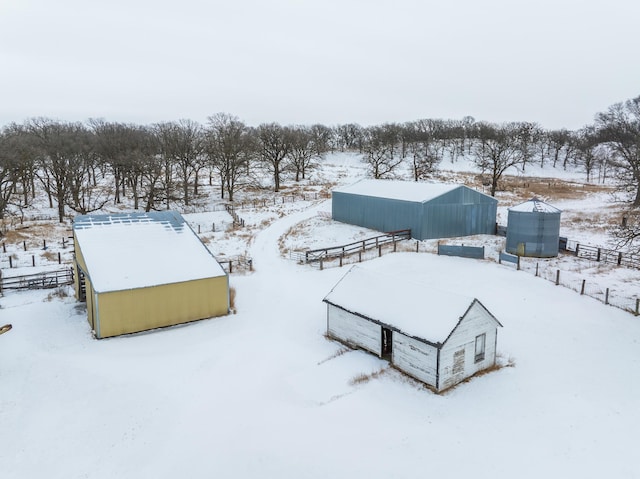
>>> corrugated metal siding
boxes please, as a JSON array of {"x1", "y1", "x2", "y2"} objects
[
  {"x1": 392, "y1": 333, "x2": 438, "y2": 387},
  {"x1": 327, "y1": 304, "x2": 382, "y2": 356},
  {"x1": 95, "y1": 275, "x2": 229, "y2": 339},
  {"x1": 421, "y1": 189, "x2": 497, "y2": 239},
  {"x1": 438, "y1": 302, "x2": 498, "y2": 391},
  {"x1": 332, "y1": 192, "x2": 419, "y2": 234},
  {"x1": 506, "y1": 210, "x2": 561, "y2": 257},
  {"x1": 333, "y1": 186, "x2": 497, "y2": 240}
]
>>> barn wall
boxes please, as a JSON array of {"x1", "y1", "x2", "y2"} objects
[
  {"x1": 326, "y1": 304, "x2": 381, "y2": 356},
  {"x1": 391, "y1": 332, "x2": 438, "y2": 387},
  {"x1": 94, "y1": 275, "x2": 229, "y2": 339},
  {"x1": 438, "y1": 302, "x2": 498, "y2": 391},
  {"x1": 420, "y1": 188, "x2": 497, "y2": 239},
  {"x1": 332, "y1": 192, "x2": 420, "y2": 236}
]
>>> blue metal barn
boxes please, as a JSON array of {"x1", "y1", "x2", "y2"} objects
[{"x1": 331, "y1": 180, "x2": 498, "y2": 240}]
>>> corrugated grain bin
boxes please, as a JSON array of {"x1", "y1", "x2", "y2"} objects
[{"x1": 506, "y1": 198, "x2": 562, "y2": 258}]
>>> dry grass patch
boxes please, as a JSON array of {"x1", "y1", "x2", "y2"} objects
[
  {"x1": 348, "y1": 367, "x2": 389, "y2": 386},
  {"x1": 229, "y1": 287, "x2": 236, "y2": 312}
]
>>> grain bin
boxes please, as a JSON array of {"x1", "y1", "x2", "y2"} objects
[{"x1": 505, "y1": 198, "x2": 562, "y2": 258}]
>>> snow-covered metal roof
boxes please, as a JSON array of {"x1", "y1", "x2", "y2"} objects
[
  {"x1": 323, "y1": 265, "x2": 478, "y2": 342},
  {"x1": 509, "y1": 198, "x2": 562, "y2": 214},
  {"x1": 332, "y1": 179, "x2": 460, "y2": 203},
  {"x1": 74, "y1": 211, "x2": 226, "y2": 293}
]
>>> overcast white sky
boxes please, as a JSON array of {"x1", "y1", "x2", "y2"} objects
[{"x1": 1, "y1": 0, "x2": 638, "y2": 130}]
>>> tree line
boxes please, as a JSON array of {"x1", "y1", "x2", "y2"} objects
[{"x1": 0, "y1": 96, "x2": 638, "y2": 226}]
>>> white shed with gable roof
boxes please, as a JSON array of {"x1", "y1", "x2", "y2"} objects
[{"x1": 323, "y1": 265, "x2": 502, "y2": 392}]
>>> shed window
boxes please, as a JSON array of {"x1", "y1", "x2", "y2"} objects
[{"x1": 475, "y1": 333, "x2": 486, "y2": 363}]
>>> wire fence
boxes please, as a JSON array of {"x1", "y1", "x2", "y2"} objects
[{"x1": 514, "y1": 259, "x2": 639, "y2": 316}]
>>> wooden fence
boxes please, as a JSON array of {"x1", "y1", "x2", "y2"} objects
[
  {"x1": 0, "y1": 268, "x2": 74, "y2": 293},
  {"x1": 299, "y1": 229, "x2": 412, "y2": 267}
]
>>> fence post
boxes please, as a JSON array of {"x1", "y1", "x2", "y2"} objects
[
  {"x1": 43, "y1": 239, "x2": 47, "y2": 250},
  {"x1": 517, "y1": 255, "x2": 520, "y2": 271},
  {"x1": 339, "y1": 255, "x2": 343, "y2": 267},
  {"x1": 581, "y1": 279, "x2": 585, "y2": 295},
  {"x1": 319, "y1": 258, "x2": 323, "y2": 270},
  {"x1": 605, "y1": 288, "x2": 609, "y2": 305},
  {"x1": 212, "y1": 223, "x2": 216, "y2": 232},
  {"x1": 62, "y1": 237, "x2": 66, "y2": 249},
  {"x1": 58, "y1": 252, "x2": 61, "y2": 264},
  {"x1": 393, "y1": 241, "x2": 397, "y2": 252},
  {"x1": 378, "y1": 245, "x2": 382, "y2": 257},
  {"x1": 575, "y1": 244, "x2": 580, "y2": 256},
  {"x1": 555, "y1": 269, "x2": 560, "y2": 285},
  {"x1": 596, "y1": 248, "x2": 601, "y2": 262},
  {"x1": 416, "y1": 241, "x2": 419, "y2": 253},
  {"x1": 32, "y1": 255, "x2": 35, "y2": 267},
  {"x1": 0, "y1": 269, "x2": 2, "y2": 296},
  {"x1": 358, "y1": 251, "x2": 362, "y2": 263},
  {"x1": 23, "y1": 241, "x2": 27, "y2": 251},
  {"x1": 198, "y1": 224, "x2": 201, "y2": 234},
  {"x1": 2, "y1": 243, "x2": 5, "y2": 253},
  {"x1": 636, "y1": 298, "x2": 639, "y2": 316},
  {"x1": 618, "y1": 252, "x2": 622, "y2": 266},
  {"x1": 228, "y1": 261, "x2": 233, "y2": 274},
  {"x1": 9, "y1": 256, "x2": 12, "y2": 268},
  {"x1": 535, "y1": 263, "x2": 539, "y2": 277}
]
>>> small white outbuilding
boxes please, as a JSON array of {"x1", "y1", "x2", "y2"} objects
[{"x1": 323, "y1": 265, "x2": 502, "y2": 392}]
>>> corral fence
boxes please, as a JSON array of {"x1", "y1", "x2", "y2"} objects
[
  {"x1": 228, "y1": 192, "x2": 329, "y2": 210},
  {"x1": 497, "y1": 224, "x2": 640, "y2": 271},
  {"x1": 437, "y1": 244, "x2": 485, "y2": 259},
  {"x1": 514, "y1": 259, "x2": 640, "y2": 316},
  {"x1": 216, "y1": 255, "x2": 253, "y2": 274},
  {"x1": 1, "y1": 236, "x2": 74, "y2": 269},
  {"x1": 293, "y1": 229, "x2": 412, "y2": 269},
  {"x1": 561, "y1": 239, "x2": 640, "y2": 269},
  {"x1": 0, "y1": 268, "x2": 74, "y2": 293}
]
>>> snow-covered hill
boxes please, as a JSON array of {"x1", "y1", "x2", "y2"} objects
[{"x1": 1, "y1": 151, "x2": 638, "y2": 479}]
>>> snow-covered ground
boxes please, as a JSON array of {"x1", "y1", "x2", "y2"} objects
[{"x1": 1, "y1": 152, "x2": 639, "y2": 478}]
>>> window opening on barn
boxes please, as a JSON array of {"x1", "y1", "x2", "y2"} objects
[
  {"x1": 475, "y1": 333, "x2": 486, "y2": 363},
  {"x1": 381, "y1": 327, "x2": 393, "y2": 359}
]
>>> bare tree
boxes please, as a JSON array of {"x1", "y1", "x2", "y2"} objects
[
  {"x1": 0, "y1": 124, "x2": 37, "y2": 219},
  {"x1": 27, "y1": 118, "x2": 95, "y2": 222},
  {"x1": 152, "y1": 119, "x2": 203, "y2": 206},
  {"x1": 205, "y1": 113, "x2": 254, "y2": 201},
  {"x1": 335, "y1": 123, "x2": 363, "y2": 151},
  {"x1": 473, "y1": 122, "x2": 523, "y2": 196},
  {"x1": 596, "y1": 96, "x2": 640, "y2": 206},
  {"x1": 257, "y1": 123, "x2": 291, "y2": 192},
  {"x1": 574, "y1": 127, "x2": 610, "y2": 183},
  {"x1": 361, "y1": 124, "x2": 404, "y2": 179},
  {"x1": 403, "y1": 120, "x2": 444, "y2": 181},
  {"x1": 288, "y1": 126, "x2": 320, "y2": 182}
]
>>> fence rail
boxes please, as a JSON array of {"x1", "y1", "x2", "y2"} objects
[
  {"x1": 303, "y1": 229, "x2": 412, "y2": 264},
  {"x1": 0, "y1": 268, "x2": 74, "y2": 292}
]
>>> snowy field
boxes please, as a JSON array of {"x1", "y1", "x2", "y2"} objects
[{"x1": 1, "y1": 152, "x2": 640, "y2": 478}]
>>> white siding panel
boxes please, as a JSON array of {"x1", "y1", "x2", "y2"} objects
[
  {"x1": 439, "y1": 302, "x2": 499, "y2": 391},
  {"x1": 327, "y1": 304, "x2": 381, "y2": 356},
  {"x1": 392, "y1": 333, "x2": 438, "y2": 387}
]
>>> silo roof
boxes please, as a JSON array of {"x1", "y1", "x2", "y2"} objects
[
  {"x1": 509, "y1": 198, "x2": 561, "y2": 213},
  {"x1": 332, "y1": 179, "x2": 460, "y2": 203}
]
